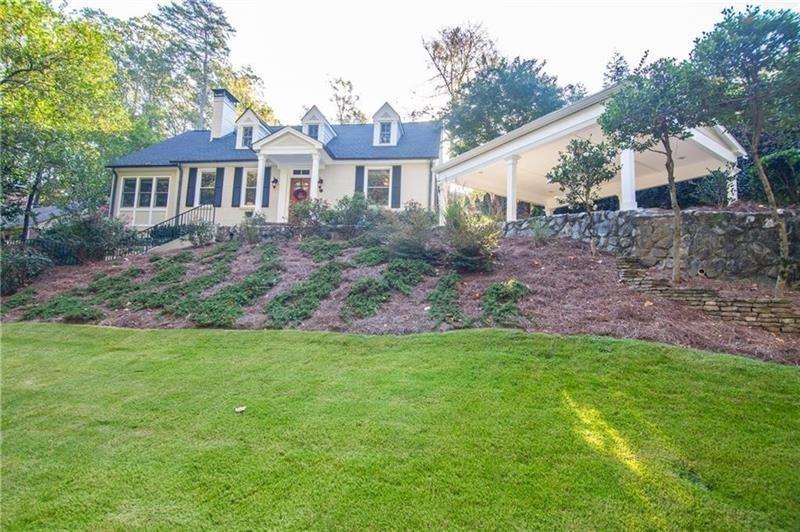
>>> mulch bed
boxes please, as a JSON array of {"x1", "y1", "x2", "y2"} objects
[{"x1": 5, "y1": 237, "x2": 798, "y2": 364}]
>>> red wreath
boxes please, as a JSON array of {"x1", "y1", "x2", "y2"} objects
[{"x1": 293, "y1": 188, "x2": 308, "y2": 201}]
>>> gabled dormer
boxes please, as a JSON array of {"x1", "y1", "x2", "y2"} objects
[
  {"x1": 301, "y1": 105, "x2": 336, "y2": 144},
  {"x1": 372, "y1": 102, "x2": 403, "y2": 147},
  {"x1": 235, "y1": 108, "x2": 270, "y2": 149}
]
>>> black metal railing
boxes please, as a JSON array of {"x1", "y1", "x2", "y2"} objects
[
  {"x1": 107, "y1": 204, "x2": 216, "y2": 259},
  {"x1": 2, "y1": 237, "x2": 80, "y2": 265}
]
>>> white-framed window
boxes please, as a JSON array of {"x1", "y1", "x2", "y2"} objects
[
  {"x1": 198, "y1": 169, "x2": 216, "y2": 205},
  {"x1": 307, "y1": 124, "x2": 319, "y2": 139},
  {"x1": 154, "y1": 178, "x2": 169, "y2": 207},
  {"x1": 120, "y1": 177, "x2": 169, "y2": 210},
  {"x1": 379, "y1": 122, "x2": 392, "y2": 144},
  {"x1": 241, "y1": 126, "x2": 253, "y2": 147},
  {"x1": 121, "y1": 178, "x2": 137, "y2": 208},
  {"x1": 243, "y1": 169, "x2": 257, "y2": 206},
  {"x1": 366, "y1": 167, "x2": 391, "y2": 206}
]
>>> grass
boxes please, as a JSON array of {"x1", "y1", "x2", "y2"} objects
[{"x1": 2, "y1": 324, "x2": 799, "y2": 531}]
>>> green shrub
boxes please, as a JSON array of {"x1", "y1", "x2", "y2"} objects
[
  {"x1": 289, "y1": 199, "x2": 329, "y2": 235},
  {"x1": 481, "y1": 280, "x2": 529, "y2": 326},
  {"x1": 182, "y1": 221, "x2": 216, "y2": 247},
  {"x1": 266, "y1": 261, "x2": 346, "y2": 327},
  {"x1": 386, "y1": 201, "x2": 441, "y2": 261},
  {"x1": 427, "y1": 271, "x2": 465, "y2": 326},
  {"x1": 340, "y1": 277, "x2": 391, "y2": 321},
  {"x1": 352, "y1": 246, "x2": 388, "y2": 266},
  {"x1": 1, "y1": 287, "x2": 37, "y2": 314},
  {"x1": 39, "y1": 210, "x2": 138, "y2": 262},
  {"x1": 23, "y1": 295, "x2": 103, "y2": 323},
  {"x1": 0, "y1": 247, "x2": 53, "y2": 295},
  {"x1": 83, "y1": 267, "x2": 145, "y2": 308},
  {"x1": 444, "y1": 200, "x2": 500, "y2": 272},
  {"x1": 298, "y1": 236, "x2": 345, "y2": 263},
  {"x1": 239, "y1": 213, "x2": 269, "y2": 244},
  {"x1": 192, "y1": 244, "x2": 282, "y2": 327},
  {"x1": 384, "y1": 259, "x2": 434, "y2": 295}
]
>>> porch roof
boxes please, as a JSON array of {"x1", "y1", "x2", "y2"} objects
[{"x1": 434, "y1": 86, "x2": 746, "y2": 208}]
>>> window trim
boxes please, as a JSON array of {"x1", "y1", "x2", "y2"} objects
[
  {"x1": 241, "y1": 126, "x2": 253, "y2": 148},
  {"x1": 117, "y1": 175, "x2": 170, "y2": 227},
  {"x1": 364, "y1": 166, "x2": 392, "y2": 207},
  {"x1": 378, "y1": 121, "x2": 392, "y2": 144},
  {"x1": 195, "y1": 168, "x2": 218, "y2": 206},
  {"x1": 121, "y1": 177, "x2": 138, "y2": 208},
  {"x1": 306, "y1": 123, "x2": 319, "y2": 140},
  {"x1": 241, "y1": 168, "x2": 258, "y2": 207}
]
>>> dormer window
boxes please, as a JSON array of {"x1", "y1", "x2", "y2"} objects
[
  {"x1": 242, "y1": 126, "x2": 253, "y2": 147},
  {"x1": 379, "y1": 122, "x2": 392, "y2": 144},
  {"x1": 307, "y1": 124, "x2": 319, "y2": 139}
]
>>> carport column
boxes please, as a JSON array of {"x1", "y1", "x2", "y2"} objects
[
  {"x1": 254, "y1": 154, "x2": 267, "y2": 213},
  {"x1": 727, "y1": 173, "x2": 739, "y2": 204},
  {"x1": 506, "y1": 155, "x2": 520, "y2": 222},
  {"x1": 437, "y1": 177, "x2": 448, "y2": 226},
  {"x1": 619, "y1": 148, "x2": 638, "y2": 211},
  {"x1": 310, "y1": 153, "x2": 320, "y2": 200}
]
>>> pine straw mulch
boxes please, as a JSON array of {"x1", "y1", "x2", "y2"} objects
[{"x1": 4, "y1": 237, "x2": 798, "y2": 364}]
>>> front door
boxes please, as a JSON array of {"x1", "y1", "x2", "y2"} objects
[{"x1": 289, "y1": 177, "x2": 311, "y2": 207}]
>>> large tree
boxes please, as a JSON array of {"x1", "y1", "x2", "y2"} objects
[
  {"x1": 422, "y1": 23, "x2": 498, "y2": 100},
  {"x1": 329, "y1": 77, "x2": 367, "y2": 123},
  {"x1": 545, "y1": 138, "x2": 619, "y2": 255},
  {"x1": 446, "y1": 57, "x2": 566, "y2": 154},
  {"x1": 692, "y1": 6, "x2": 800, "y2": 297},
  {"x1": 0, "y1": 0, "x2": 127, "y2": 237},
  {"x1": 603, "y1": 51, "x2": 629, "y2": 86},
  {"x1": 155, "y1": 0, "x2": 234, "y2": 129},
  {"x1": 221, "y1": 64, "x2": 276, "y2": 123},
  {"x1": 599, "y1": 58, "x2": 710, "y2": 284}
]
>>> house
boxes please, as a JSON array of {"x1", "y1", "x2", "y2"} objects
[
  {"x1": 434, "y1": 84, "x2": 747, "y2": 221},
  {"x1": 108, "y1": 89, "x2": 443, "y2": 227}
]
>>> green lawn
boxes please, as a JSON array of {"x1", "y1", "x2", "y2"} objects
[{"x1": 2, "y1": 324, "x2": 799, "y2": 530}]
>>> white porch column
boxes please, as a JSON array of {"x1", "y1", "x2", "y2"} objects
[
  {"x1": 254, "y1": 154, "x2": 267, "y2": 213},
  {"x1": 275, "y1": 167, "x2": 288, "y2": 223},
  {"x1": 619, "y1": 148, "x2": 638, "y2": 211},
  {"x1": 437, "y1": 178, "x2": 448, "y2": 226},
  {"x1": 506, "y1": 155, "x2": 519, "y2": 222},
  {"x1": 727, "y1": 172, "x2": 739, "y2": 204},
  {"x1": 310, "y1": 153, "x2": 320, "y2": 200}
]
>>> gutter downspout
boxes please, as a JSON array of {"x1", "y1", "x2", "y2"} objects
[
  {"x1": 109, "y1": 169, "x2": 119, "y2": 217},
  {"x1": 427, "y1": 159, "x2": 433, "y2": 210},
  {"x1": 175, "y1": 164, "x2": 184, "y2": 220}
]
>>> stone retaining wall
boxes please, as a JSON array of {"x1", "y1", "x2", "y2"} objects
[
  {"x1": 618, "y1": 257, "x2": 799, "y2": 334},
  {"x1": 505, "y1": 209, "x2": 800, "y2": 285}
]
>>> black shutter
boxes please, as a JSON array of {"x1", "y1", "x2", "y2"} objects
[
  {"x1": 186, "y1": 168, "x2": 197, "y2": 207},
  {"x1": 355, "y1": 165, "x2": 364, "y2": 194},
  {"x1": 232, "y1": 167, "x2": 242, "y2": 207},
  {"x1": 262, "y1": 166, "x2": 271, "y2": 207},
  {"x1": 214, "y1": 167, "x2": 224, "y2": 207},
  {"x1": 391, "y1": 165, "x2": 402, "y2": 208}
]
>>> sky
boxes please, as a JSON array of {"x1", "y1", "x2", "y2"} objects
[{"x1": 65, "y1": 0, "x2": 798, "y2": 124}]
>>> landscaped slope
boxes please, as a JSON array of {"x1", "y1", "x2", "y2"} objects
[
  {"x1": 2, "y1": 324, "x2": 799, "y2": 530},
  {"x1": 2, "y1": 238, "x2": 798, "y2": 362}
]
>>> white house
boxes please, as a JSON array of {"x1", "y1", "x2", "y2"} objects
[
  {"x1": 108, "y1": 89, "x2": 443, "y2": 227},
  {"x1": 434, "y1": 85, "x2": 747, "y2": 222}
]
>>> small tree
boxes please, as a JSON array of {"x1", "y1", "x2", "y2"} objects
[
  {"x1": 599, "y1": 58, "x2": 710, "y2": 283},
  {"x1": 692, "y1": 6, "x2": 800, "y2": 297},
  {"x1": 603, "y1": 51, "x2": 630, "y2": 86},
  {"x1": 329, "y1": 77, "x2": 367, "y2": 123},
  {"x1": 545, "y1": 138, "x2": 619, "y2": 255}
]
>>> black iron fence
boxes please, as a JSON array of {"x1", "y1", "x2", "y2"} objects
[
  {"x1": 107, "y1": 204, "x2": 216, "y2": 259},
  {"x1": 2, "y1": 237, "x2": 80, "y2": 265}
]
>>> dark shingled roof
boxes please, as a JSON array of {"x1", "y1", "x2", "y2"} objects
[{"x1": 108, "y1": 121, "x2": 442, "y2": 167}]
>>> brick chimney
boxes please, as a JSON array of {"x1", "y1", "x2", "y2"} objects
[{"x1": 210, "y1": 88, "x2": 238, "y2": 139}]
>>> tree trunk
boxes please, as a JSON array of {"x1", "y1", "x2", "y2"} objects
[
  {"x1": 586, "y1": 204, "x2": 596, "y2": 255},
  {"x1": 752, "y1": 152, "x2": 790, "y2": 298},
  {"x1": 197, "y1": 43, "x2": 209, "y2": 129},
  {"x1": 749, "y1": 101, "x2": 790, "y2": 298},
  {"x1": 663, "y1": 138, "x2": 681, "y2": 284},
  {"x1": 21, "y1": 172, "x2": 41, "y2": 243}
]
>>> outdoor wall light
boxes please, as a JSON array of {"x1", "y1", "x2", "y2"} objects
[
  {"x1": 271, "y1": 177, "x2": 279, "y2": 189},
  {"x1": 318, "y1": 178, "x2": 324, "y2": 194}
]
